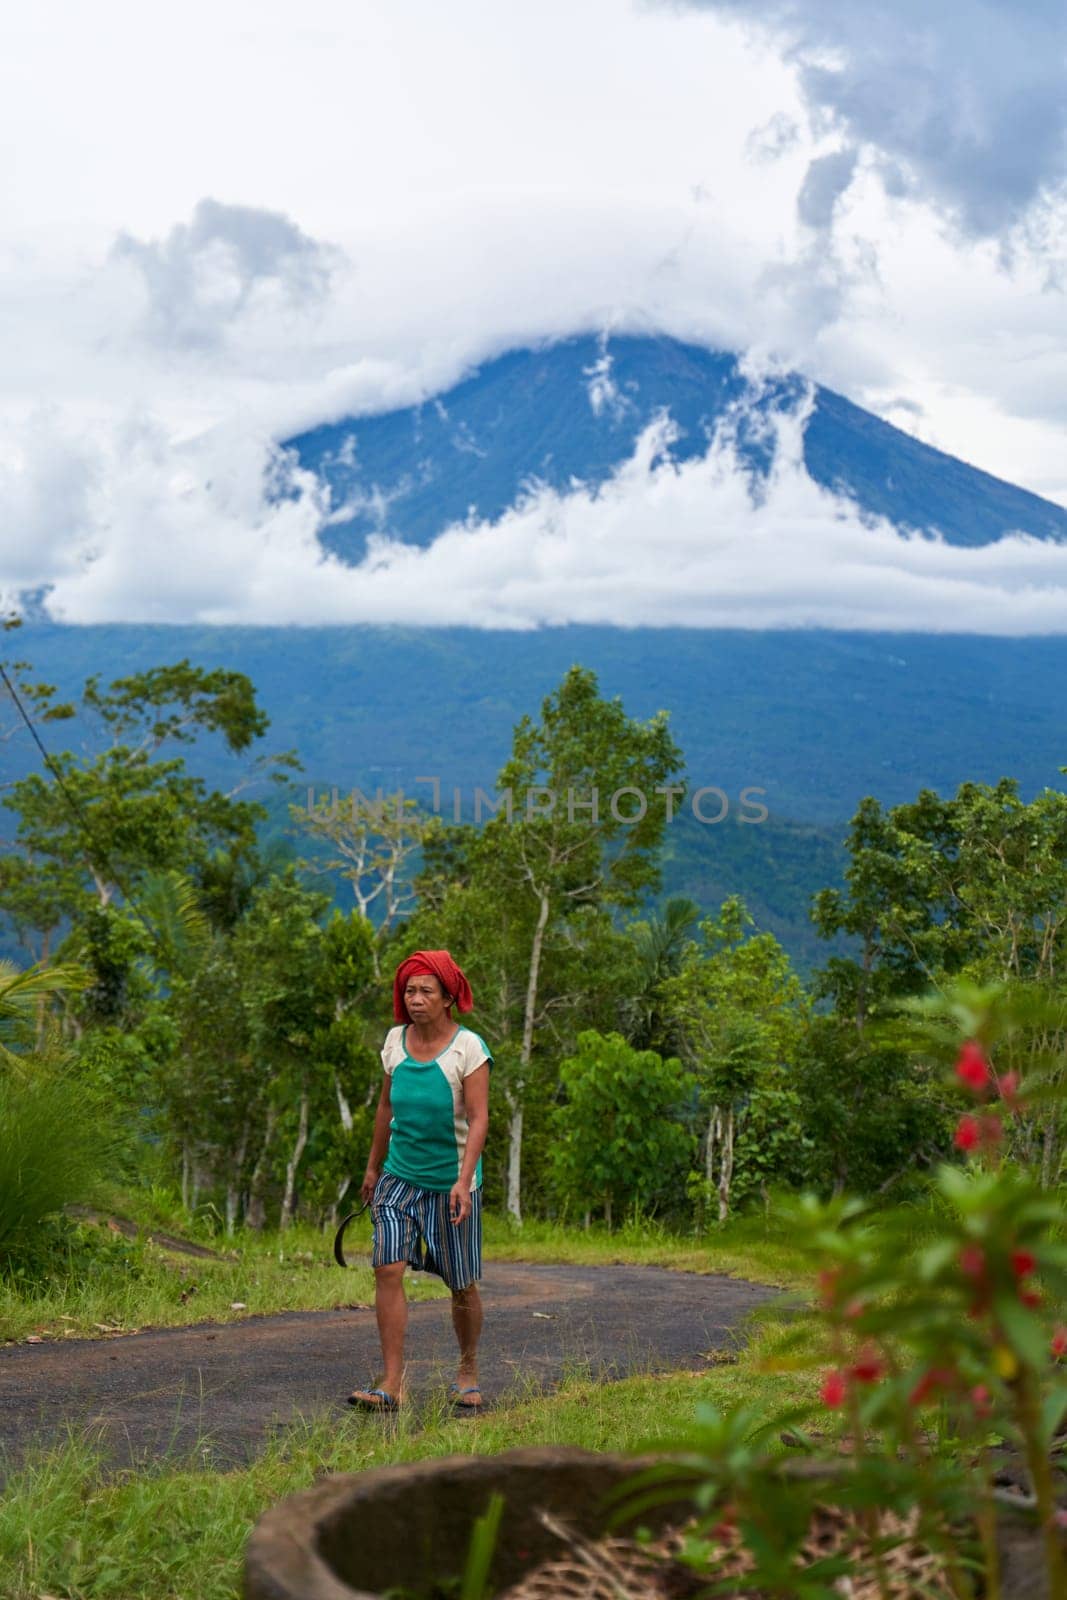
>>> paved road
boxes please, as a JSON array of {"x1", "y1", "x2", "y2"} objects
[{"x1": 0, "y1": 1262, "x2": 776, "y2": 1474}]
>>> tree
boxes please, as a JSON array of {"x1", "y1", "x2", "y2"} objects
[
  {"x1": 792, "y1": 1013, "x2": 948, "y2": 1196},
  {"x1": 227, "y1": 876, "x2": 377, "y2": 1230},
  {"x1": 471, "y1": 665, "x2": 686, "y2": 1221},
  {"x1": 548, "y1": 1030, "x2": 696, "y2": 1228},
  {"x1": 167, "y1": 938, "x2": 257, "y2": 1224},
  {"x1": 231, "y1": 873, "x2": 334, "y2": 1229},
  {"x1": 814, "y1": 779, "x2": 1067, "y2": 1184},
  {"x1": 291, "y1": 788, "x2": 437, "y2": 976},
  {"x1": 1, "y1": 650, "x2": 298, "y2": 957},
  {"x1": 812, "y1": 780, "x2": 1067, "y2": 1022},
  {"x1": 662, "y1": 896, "x2": 808, "y2": 1221},
  {"x1": 618, "y1": 896, "x2": 701, "y2": 1052},
  {"x1": 0, "y1": 957, "x2": 89, "y2": 1067}
]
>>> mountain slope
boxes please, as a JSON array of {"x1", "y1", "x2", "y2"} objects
[
  {"x1": 286, "y1": 334, "x2": 1067, "y2": 558},
  {"x1": 6, "y1": 622, "x2": 1067, "y2": 971}
]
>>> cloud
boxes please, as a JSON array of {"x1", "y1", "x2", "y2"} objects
[
  {"x1": 110, "y1": 198, "x2": 343, "y2": 349},
  {"x1": 583, "y1": 337, "x2": 634, "y2": 422},
  {"x1": 675, "y1": 0, "x2": 1067, "y2": 242},
  {"x1": 5, "y1": 381, "x2": 1067, "y2": 634},
  {"x1": 0, "y1": 0, "x2": 1064, "y2": 539},
  {"x1": 796, "y1": 148, "x2": 858, "y2": 232},
  {"x1": 745, "y1": 111, "x2": 802, "y2": 163}
]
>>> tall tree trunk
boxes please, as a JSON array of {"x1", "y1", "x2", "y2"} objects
[
  {"x1": 705, "y1": 1107, "x2": 718, "y2": 1189},
  {"x1": 225, "y1": 1118, "x2": 252, "y2": 1236},
  {"x1": 280, "y1": 1091, "x2": 310, "y2": 1229},
  {"x1": 717, "y1": 1108, "x2": 735, "y2": 1223},
  {"x1": 506, "y1": 1093, "x2": 523, "y2": 1224},
  {"x1": 604, "y1": 1193, "x2": 612, "y2": 1229},
  {"x1": 1042, "y1": 1109, "x2": 1057, "y2": 1190},
  {"x1": 89, "y1": 866, "x2": 113, "y2": 907},
  {"x1": 245, "y1": 1104, "x2": 278, "y2": 1231},
  {"x1": 327, "y1": 1174, "x2": 351, "y2": 1230},
  {"x1": 34, "y1": 928, "x2": 51, "y2": 1049},
  {"x1": 335, "y1": 1075, "x2": 353, "y2": 1133},
  {"x1": 510, "y1": 887, "x2": 551, "y2": 1224},
  {"x1": 181, "y1": 1142, "x2": 191, "y2": 1213}
]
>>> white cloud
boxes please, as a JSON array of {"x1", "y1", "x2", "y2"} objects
[
  {"x1": 5, "y1": 383, "x2": 1067, "y2": 634},
  {"x1": 676, "y1": 0, "x2": 1067, "y2": 242},
  {"x1": 110, "y1": 198, "x2": 341, "y2": 349},
  {"x1": 0, "y1": 0, "x2": 1064, "y2": 610}
]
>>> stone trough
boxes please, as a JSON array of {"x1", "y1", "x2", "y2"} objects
[
  {"x1": 243, "y1": 1445, "x2": 693, "y2": 1600},
  {"x1": 243, "y1": 1442, "x2": 1056, "y2": 1600}
]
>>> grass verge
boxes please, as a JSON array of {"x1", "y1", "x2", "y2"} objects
[
  {"x1": 0, "y1": 1310, "x2": 811, "y2": 1600},
  {"x1": 2, "y1": 1202, "x2": 805, "y2": 1345}
]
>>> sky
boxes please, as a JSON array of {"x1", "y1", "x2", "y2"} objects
[{"x1": 2, "y1": 0, "x2": 1066, "y2": 630}]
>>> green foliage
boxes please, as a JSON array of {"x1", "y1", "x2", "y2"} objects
[
  {"x1": 663, "y1": 896, "x2": 808, "y2": 1220},
  {"x1": 793, "y1": 1014, "x2": 951, "y2": 1196},
  {"x1": 2, "y1": 1214, "x2": 149, "y2": 1294},
  {"x1": 73, "y1": 903, "x2": 152, "y2": 1028},
  {"x1": 0, "y1": 956, "x2": 89, "y2": 1063},
  {"x1": 813, "y1": 779, "x2": 1067, "y2": 1022},
  {"x1": 548, "y1": 1029, "x2": 696, "y2": 1226},
  {"x1": 732, "y1": 1083, "x2": 813, "y2": 1208},
  {"x1": 0, "y1": 1064, "x2": 120, "y2": 1273},
  {"x1": 612, "y1": 979, "x2": 1067, "y2": 1600}
]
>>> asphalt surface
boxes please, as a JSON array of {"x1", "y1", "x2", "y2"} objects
[{"x1": 0, "y1": 1261, "x2": 777, "y2": 1475}]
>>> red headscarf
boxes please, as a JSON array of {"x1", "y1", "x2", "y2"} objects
[{"x1": 393, "y1": 949, "x2": 474, "y2": 1023}]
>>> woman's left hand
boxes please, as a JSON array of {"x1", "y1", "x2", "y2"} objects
[{"x1": 449, "y1": 1181, "x2": 472, "y2": 1224}]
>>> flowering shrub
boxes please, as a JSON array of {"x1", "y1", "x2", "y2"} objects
[{"x1": 609, "y1": 981, "x2": 1067, "y2": 1600}]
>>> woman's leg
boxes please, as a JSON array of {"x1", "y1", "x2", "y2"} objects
[
  {"x1": 350, "y1": 1260, "x2": 408, "y2": 1404},
  {"x1": 451, "y1": 1280, "x2": 483, "y2": 1393},
  {"x1": 373, "y1": 1260, "x2": 408, "y2": 1398},
  {"x1": 448, "y1": 1186, "x2": 484, "y2": 1405},
  {"x1": 352, "y1": 1173, "x2": 418, "y2": 1404}
]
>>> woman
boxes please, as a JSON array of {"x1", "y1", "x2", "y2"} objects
[{"x1": 348, "y1": 948, "x2": 492, "y2": 1413}]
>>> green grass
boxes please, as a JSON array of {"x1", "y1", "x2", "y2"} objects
[
  {"x1": 483, "y1": 1211, "x2": 808, "y2": 1287},
  {"x1": 1, "y1": 1201, "x2": 806, "y2": 1346},
  {"x1": 0, "y1": 1197, "x2": 817, "y2": 1596},
  {"x1": 0, "y1": 1217, "x2": 449, "y2": 1345},
  {"x1": 0, "y1": 1312, "x2": 812, "y2": 1600}
]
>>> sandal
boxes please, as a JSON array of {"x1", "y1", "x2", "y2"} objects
[
  {"x1": 449, "y1": 1382, "x2": 484, "y2": 1410},
  {"x1": 347, "y1": 1386, "x2": 401, "y2": 1411}
]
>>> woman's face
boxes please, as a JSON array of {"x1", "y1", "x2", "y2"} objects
[{"x1": 404, "y1": 974, "x2": 452, "y2": 1026}]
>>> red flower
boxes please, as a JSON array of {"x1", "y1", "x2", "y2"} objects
[
  {"x1": 999, "y1": 1070, "x2": 1021, "y2": 1108},
  {"x1": 820, "y1": 1369, "x2": 848, "y2": 1407},
  {"x1": 817, "y1": 1267, "x2": 841, "y2": 1308},
  {"x1": 959, "y1": 1244, "x2": 986, "y2": 1279},
  {"x1": 956, "y1": 1040, "x2": 992, "y2": 1093},
  {"x1": 909, "y1": 1367, "x2": 956, "y2": 1407},
  {"x1": 954, "y1": 1115, "x2": 981, "y2": 1151},
  {"x1": 1010, "y1": 1250, "x2": 1036, "y2": 1279},
  {"x1": 849, "y1": 1345, "x2": 886, "y2": 1384},
  {"x1": 1051, "y1": 1326, "x2": 1067, "y2": 1359},
  {"x1": 711, "y1": 1504, "x2": 737, "y2": 1540},
  {"x1": 970, "y1": 1384, "x2": 993, "y2": 1418},
  {"x1": 1020, "y1": 1288, "x2": 1042, "y2": 1310},
  {"x1": 955, "y1": 1113, "x2": 1003, "y2": 1154}
]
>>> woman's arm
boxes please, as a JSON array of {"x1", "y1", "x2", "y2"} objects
[{"x1": 456, "y1": 1062, "x2": 490, "y2": 1190}]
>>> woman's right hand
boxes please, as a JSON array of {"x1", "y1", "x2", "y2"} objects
[{"x1": 361, "y1": 1167, "x2": 380, "y2": 1206}]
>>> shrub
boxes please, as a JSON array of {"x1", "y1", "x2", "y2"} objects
[{"x1": 0, "y1": 1064, "x2": 119, "y2": 1273}]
